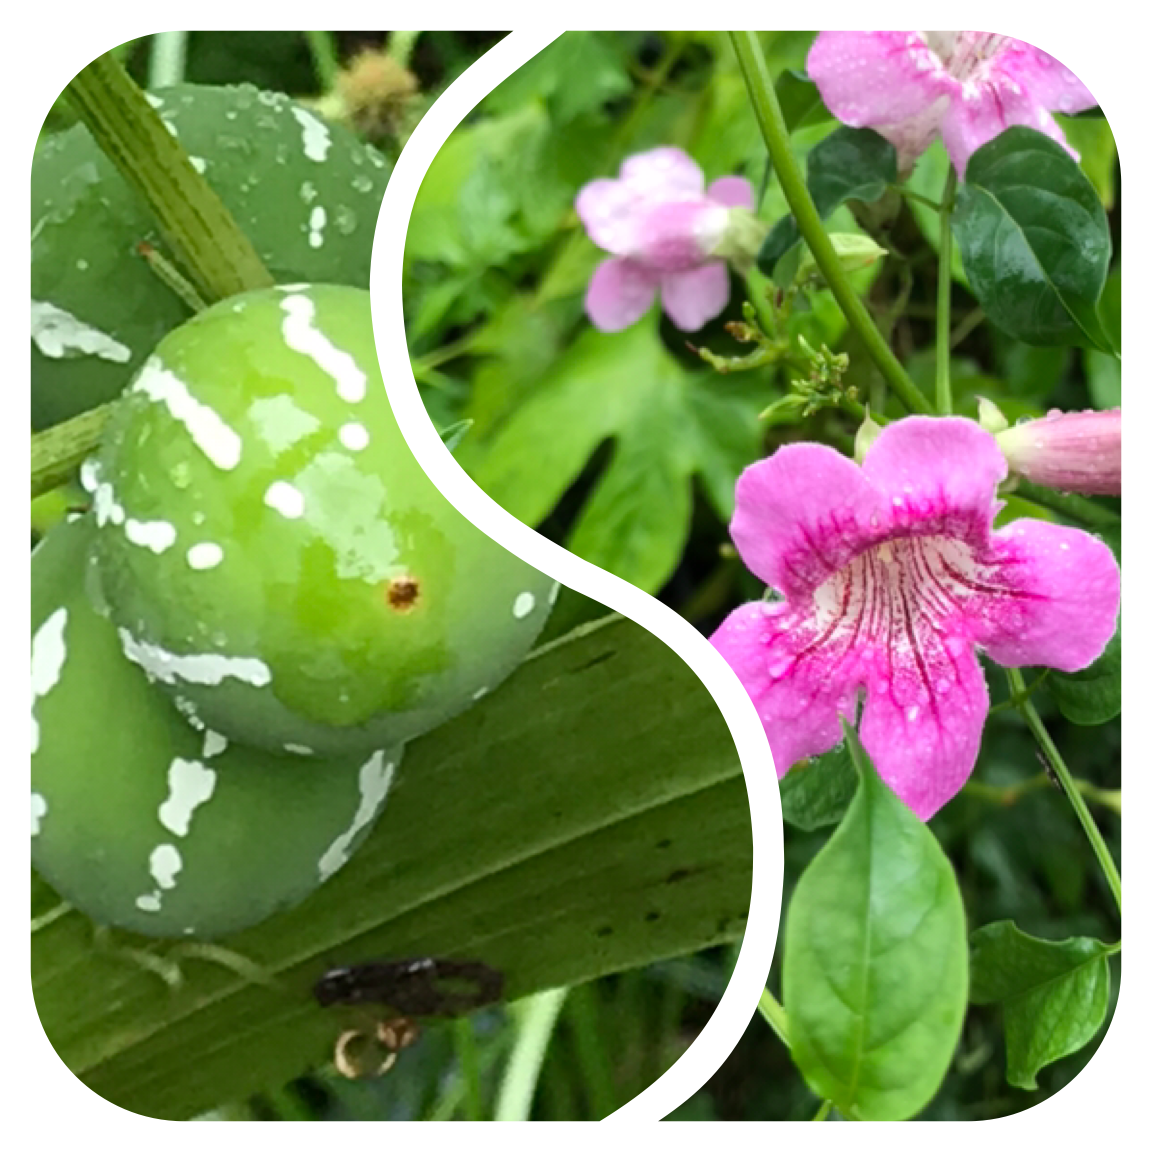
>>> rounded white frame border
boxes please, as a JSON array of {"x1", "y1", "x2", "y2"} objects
[{"x1": 371, "y1": 29, "x2": 783, "y2": 1122}]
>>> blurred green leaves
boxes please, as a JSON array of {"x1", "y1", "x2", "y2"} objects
[{"x1": 460, "y1": 316, "x2": 762, "y2": 592}]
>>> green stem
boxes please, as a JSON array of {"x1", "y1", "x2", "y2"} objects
[
  {"x1": 565, "y1": 983, "x2": 617, "y2": 1119},
  {"x1": 962, "y1": 772, "x2": 1121, "y2": 815},
  {"x1": 1013, "y1": 480, "x2": 1121, "y2": 530},
  {"x1": 32, "y1": 404, "x2": 115, "y2": 497},
  {"x1": 729, "y1": 31, "x2": 931, "y2": 416},
  {"x1": 893, "y1": 185, "x2": 941, "y2": 211},
  {"x1": 453, "y1": 1017, "x2": 484, "y2": 1121},
  {"x1": 936, "y1": 167, "x2": 958, "y2": 414},
  {"x1": 387, "y1": 31, "x2": 422, "y2": 71},
  {"x1": 811, "y1": 1099, "x2": 833, "y2": 1121},
  {"x1": 757, "y1": 986, "x2": 790, "y2": 1049},
  {"x1": 66, "y1": 53, "x2": 273, "y2": 302},
  {"x1": 148, "y1": 31, "x2": 188, "y2": 89},
  {"x1": 1007, "y1": 668, "x2": 1121, "y2": 913},
  {"x1": 494, "y1": 987, "x2": 569, "y2": 1121},
  {"x1": 304, "y1": 31, "x2": 341, "y2": 93}
]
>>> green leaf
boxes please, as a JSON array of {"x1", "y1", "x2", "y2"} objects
[
  {"x1": 969, "y1": 921, "x2": 1112, "y2": 1089},
  {"x1": 775, "y1": 69, "x2": 832, "y2": 133},
  {"x1": 33, "y1": 615, "x2": 751, "y2": 1118},
  {"x1": 482, "y1": 31, "x2": 631, "y2": 124},
  {"x1": 1056, "y1": 112, "x2": 1118, "y2": 210},
  {"x1": 782, "y1": 725, "x2": 968, "y2": 1120},
  {"x1": 953, "y1": 127, "x2": 1113, "y2": 350},
  {"x1": 758, "y1": 127, "x2": 897, "y2": 277},
  {"x1": 1048, "y1": 617, "x2": 1121, "y2": 725},
  {"x1": 459, "y1": 316, "x2": 761, "y2": 593},
  {"x1": 779, "y1": 745, "x2": 857, "y2": 831}
]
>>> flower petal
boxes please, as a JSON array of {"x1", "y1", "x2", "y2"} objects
[
  {"x1": 939, "y1": 76, "x2": 1075, "y2": 175},
  {"x1": 637, "y1": 202, "x2": 730, "y2": 271},
  {"x1": 619, "y1": 146, "x2": 704, "y2": 198},
  {"x1": 860, "y1": 641, "x2": 988, "y2": 820},
  {"x1": 710, "y1": 600, "x2": 863, "y2": 776},
  {"x1": 706, "y1": 175, "x2": 755, "y2": 209},
  {"x1": 975, "y1": 519, "x2": 1120, "y2": 671},
  {"x1": 584, "y1": 258, "x2": 659, "y2": 332},
  {"x1": 994, "y1": 40, "x2": 1097, "y2": 113},
  {"x1": 862, "y1": 417, "x2": 1006, "y2": 547},
  {"x1": 575, "y1": 178, "x2": 642, "y2": 255},
  {"x1": 807, "y1": 32, "x2": 956, "y2": 129},
  {"x1": 730, "y1": 443, "x2": 880, "y2": 597},
  {"x1": 659, "y1": 262, "x2": 730, "y2": 331}
]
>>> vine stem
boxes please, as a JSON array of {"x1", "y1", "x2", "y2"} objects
[
  {"x1": 1006, "y1": 667, "x2": 1121, "y2": 914},
  {"x1": 935, "y1": 167, "x2": 958, "y2": 414},
  {"x1": 728, "y1": 31, "x2": 932, "y2": 416},
  {"x1": 31, "y1": 404, "x2": 114, "y2": 498},
  {"x1": 1012, "y1": 479, "x2": 1121, "y2": 530},
  {"x1": 757, "y1": 986, "x2": 790, "y2": 1048},
  {"x1": 493, "y1": 987, "x2": 569, "y2": 1121},
  {"x1": 65, "y1": 53, "x2": 273, "y2": 302}
]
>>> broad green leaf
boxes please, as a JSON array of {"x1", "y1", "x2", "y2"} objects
[
  {"x1": 1056, "y1": 113, "x2": 1118, "y2": 210},
  {"x1": 1049, "y1": 617, "x2": 1121, "y2": 725},
  {"x1": 779, "y1": 745, "x2": 857, "y2": 831},
  {"x1": 759, "y1": 127, "x2": 897, "y2": 277},
  {"x1": 954, "y1": 127, "x2": 1112, "y2": 350},
  {"x1": 969, "y1": 921, "x2": 1112, "y2": 1089},
  {"x1": 775, "y1": 69, "x2": 832, "y2": 133},
  {"x1": 32, "y1": 615, "x2": 752, "y2": 1119},
  {"x1": 782, "y1": 725, "x2": 968, "y2": 1120},
  {"x1": 459, "y1": 316, "x2": 761, "y2": 593}
]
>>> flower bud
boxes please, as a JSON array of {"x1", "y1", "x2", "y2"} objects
[
  {"x1": 995, "y1": 409, "x2": 1121, "y2": 496},
  {"x1": 795, "y1": 233, "x2": 887, "y2": 289}
]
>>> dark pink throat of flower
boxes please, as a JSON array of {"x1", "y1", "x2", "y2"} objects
[{"x1": 780, "y1": 533, "x2": 1033, "y2": 698}]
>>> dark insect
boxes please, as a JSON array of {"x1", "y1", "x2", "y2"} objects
[{"x1": 314, "y1": 957, "x2": 505, "y2": 1017}]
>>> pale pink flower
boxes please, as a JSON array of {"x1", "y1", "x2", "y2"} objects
[
  {"x1": 575, "y1": 147, "x2": 754, "y2": 332},
  {"x1": 997, "y1": 409, "x2": 1121, "y2": 496},
  {"x1": 807, "y1": 32, "x2": 1097, "y2": 176},
  {"x1": 711, "y1": 417, "x2": 1119, "y2": 819}
]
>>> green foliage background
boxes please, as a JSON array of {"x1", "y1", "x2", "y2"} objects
[{"x1": 402, "y1": 30, "x2": 1121, "y2": 1121}]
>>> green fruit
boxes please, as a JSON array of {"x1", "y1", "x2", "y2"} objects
[
  {"x1": 31, "y1": 82, "x2": 390, "y2": 430},
  {"x1": 89, "y1": 283, "x2": 557, "y2": 756},
  {"x1": 32, "y1": 516, "x2": 402, "y2": 939}
]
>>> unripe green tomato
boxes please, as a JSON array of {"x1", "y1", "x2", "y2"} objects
[
  {"x1": 90, "y1": 283, "x2": 557, "y2": 756},
  {"x1": 32, "y1": 516, "x2": 402, "y2": 939},
  {"x1": 31, "y1": 82, "x2": 390, "y2": 430}
]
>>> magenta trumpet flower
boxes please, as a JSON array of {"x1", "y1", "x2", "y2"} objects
[
  {"x1": 806, "y1": 32, "x2": 1097, "y2": 176},
  {"x1": 575, "y1": 147, "x2": 756, "y2": 332},
  {"x1": 711, "y1": 417, "x2": 1119, "y2": 819}
]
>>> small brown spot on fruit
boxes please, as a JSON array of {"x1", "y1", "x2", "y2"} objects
[{"x1": 386, "y1": 576, "x2": 420, "y2": 612}]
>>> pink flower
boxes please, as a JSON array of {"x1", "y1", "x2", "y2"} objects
[
  {"x1": 997, "y1": 409, "x2": 1121, "y2": 496},
  {"x1": 807, "y1": 32, "x2": 1097, "y2": 176},
  {"x1": 575, "y1": 147, "x2": 754, "y2": 332},
  {"x1": 711, "y1": 417, "x2": 1119, "y2": 820}
]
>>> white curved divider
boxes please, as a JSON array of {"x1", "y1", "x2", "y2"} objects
[{"x1": 371, "y1": 29, "x2": 782, "y2": 1122}]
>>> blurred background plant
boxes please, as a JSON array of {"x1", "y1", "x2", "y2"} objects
[{"x1": 402, "y1": 30, "x2": 1121, "y2": 1121}]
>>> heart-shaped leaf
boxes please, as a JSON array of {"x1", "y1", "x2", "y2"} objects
[
  {"x1": 779, "y1": 744, "x2": 857, "y2": 831},
  {"x1": 969, "y1": 920, "x2": 1113, "y2": 1089}
]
